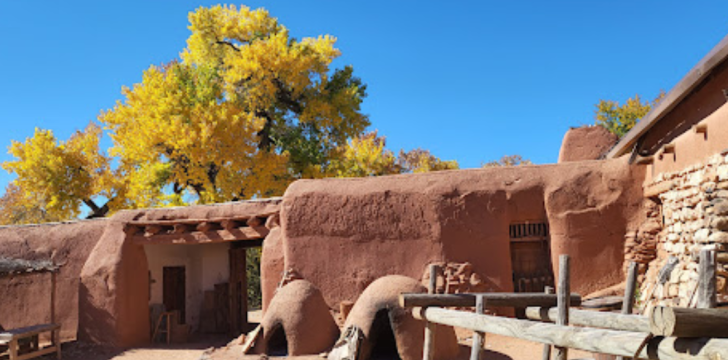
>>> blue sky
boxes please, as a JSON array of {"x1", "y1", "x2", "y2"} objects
[{"x1": 1, "y1": 1, "x2": 728, "y2": 195}]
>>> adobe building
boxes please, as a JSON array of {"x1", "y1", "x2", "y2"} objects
[{"x1": 1, "y1": 33, "x2": 728, "y2": 359}]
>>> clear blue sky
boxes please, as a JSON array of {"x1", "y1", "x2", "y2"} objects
[{"x1": 2, "y1": 1, "x2": 728, "y2": 195}]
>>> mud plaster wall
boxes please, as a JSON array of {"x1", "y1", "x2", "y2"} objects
[
  {"x1": 145, "y1": 242, "x2": 230, "y2": 331},
  {"x1": 79, "y1": 199, "x2": 280, "y2": 347},
  {"x1": 0, "y1": 220, "x2": 107, "y2": 340},
  {"x1": 271, "y1": 158, "x2": 644, "y2": 311},
  {"x1": 638, "y1": 151, "x2": 728, "y2": 312},
  {"x1": 558, "y1": 125, "x2": 618, "y2": 163}
]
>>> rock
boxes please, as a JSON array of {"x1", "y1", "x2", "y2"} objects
[
  {"x1": 711, "y1": 216, "x2": 728, "y2": 231},
  {"x1": 719, "y1": 181, "x2": 728, "y2": 190},
  {"x1": 708, "y1": 231, "x2": 728, "y2": 244},
  {"x1": 718, "y1": 165, "x2": 728, "y2": 181},
  {"x1": 695, "y1": 228, "x2": 711, "y2": 243}
]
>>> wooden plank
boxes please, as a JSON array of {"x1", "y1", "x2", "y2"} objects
[
  {"x1": 131, "y1": 226, "x2": 269, "y2": 244},
  {"x1": 555, "y1": 255, "x2": 570, "y2": 360},
  {"x1": 126, "y1": 212, "x2": 278, "y2": 227},
  {"x1": 413, "y1": 306, "x2": 728, "y2": 360},
  {"x1": 400, "y1": 293, "x2": 581, "y2": 308},
  {"x1": 422, "y1": 264, "x2": 439, "y2": 360},
  {"x1": 525, "y1": 307, "x2": 650, "y2": 333},
  {"x1": 469, "y1": 295, "x2": 486, "y2": 360},
  {"x1": 622, "y1": 262, "x2": 639, "y2": 315},
  {"x1": 698, "y1": 249, "x2": 717, "y2": 309},
  {"x1": 650, "y1": 306, "x2": 728, "y2": 337}
]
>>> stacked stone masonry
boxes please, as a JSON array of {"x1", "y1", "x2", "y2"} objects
[{"x1": 638, "y1": 151, "x2": 728, "y2": 313}]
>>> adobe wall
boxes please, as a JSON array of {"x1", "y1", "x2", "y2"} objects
[
  {"x1": 79, "y1": 199, "x2": 280, "y2": 347},
  {"x1": 558, "y1": 125, "x2": 618, "y2": 162},
  {"x1": 0, "y1": 220, "x2": 107, "y2": 340},
  {"x1": 271, "y1": 159, "x2": 645, "y2": 312}
]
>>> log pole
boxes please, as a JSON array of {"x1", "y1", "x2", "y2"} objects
[
  {"x1": 616, "y1": 261, "x2": 639, "y2": 360},
  {"x1": 412, "y1": 306, "x2": 728, "y2": 360},
  {"x1": 650, "y1": 306, "x2": 728, "y2": 337},
  {"x1": 399, "y1": 293, "x2": 581, "y2": 308},
  {"x1": 470, "y1": 295, "x2": 486, "y2": 360},
  {"x1": 422, "y1": 264, "x2": 439, "y2": 360},
  {"x1": 555, "y1": 255, "x2": 570, "y2": 360},
  {"x1": 697, "y1": 249, "x2": 717, "y2": 309},
  {"x1": 525, "y1": 307, "x2": 650, "y2": 333}
]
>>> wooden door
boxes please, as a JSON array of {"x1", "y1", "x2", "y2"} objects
[
  {"x1": 229, "y1": 247, "x2": 247, "y2": 334},
  {"x1": 510, "y1": 240, "x2": 554, "y2": 292},
  {"x1": 163, "y1": 266, "x2": 186, "y2": 324}
]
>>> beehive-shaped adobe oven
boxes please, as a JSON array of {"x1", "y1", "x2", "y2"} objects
[
  {"x1": 259, "y1": 280, "x2": 339, "y2": 356},
  {"x1": 339, "y1": 275, "x2": 459, "y2": 360}
]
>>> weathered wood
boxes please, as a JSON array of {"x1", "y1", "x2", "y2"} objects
[
  {"x1": 470, "y1": 295, "x2": 485, "y2": 360},
  {"x1": 172, "y1": 223, "x2": 192, "y2": 234},
  {"x1": 0, "y1": 324, "x2": 61, "y2": 341},
  {"x1": 126, "y1": 212, "x2": 277, "y2": 227},
  {"x1": 246, "y1": 217, "x2": 263, "y2": 227},
  {"x1": 555, "y1": 255, "x2": 570, "y2": 360},
  {"x1": 622, "y1": 262, "x2": 639, "y2": 315},
  {"x1": 650, "y1": 306, "x2": 728, "y2": 337},
  {"x1": 220, "y1": 219, "x2": 241, "y2": 231},
  {"x1": 145, "y1": 224, "x2": 165, "y2": 236},
  {"x1": 617, "y1": 262, "x2": 639, "y2": 360},
  {"x1": 525, "y1": 307, "x2": 650, "y2": 333},
  {"x1": 697, "y1": 249, "x2": 717, "y2": 309},
  {"x1": 541, "y1": 286, "x2": 554, "y2": 360},
  {"x1": 413, "y1": 306, "x2": 728, "y2": 360},
  {"x1": 132, "y1": 226, "x2": 269, "y2": 244},
  {"x1": 196, "y1": 222, "x2": 221, "y2": 233},
  {"x1": 400, "y1": 293, "x2": 581, "y2": 308},
  {"x1": 422, "y1": 264, "x2": 438, "y2": 360}
]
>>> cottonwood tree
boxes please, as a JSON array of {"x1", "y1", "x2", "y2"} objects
[
  {"x1": 483, "y1": 154, "x2": 533, "y2": 167},
  {"x1": 595, "y1": 92, "x2": 664, "y2": 137},
  {"x1": 1, "y1": 5, "x2": 456, "y2": 223}
]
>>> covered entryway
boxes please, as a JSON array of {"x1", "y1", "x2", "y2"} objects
[{"x1": 126, "y1": 214, "x2": 272, "y2": 340}]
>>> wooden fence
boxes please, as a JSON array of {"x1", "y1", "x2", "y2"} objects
[{"x1": 401, "y1": 252, "x2": 728, "y2": 360}]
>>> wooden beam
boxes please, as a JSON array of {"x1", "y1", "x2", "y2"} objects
[
  {"x1": 172, "y1": 223, "x2": 193, "y2": 234},
  {"x1": 145, "y1": 225, "x2": 165, "y2": 236},
  {"x1": 196, "y1": 221, "x2": 221, "y2": 232},
  {"x1": 126, "y1": 212, "x2": 277, "y2": 228},
  {"x1": 220, "y1": 219, "x2": 241, "y2": 231},
  {"x1": 246, "y1": 217, "x2": 263, "y2": 227},
  {"x1": 400, "y1": 293, "x2": 581, "y2": 309},
  {"x1": 541, "y1": 286, "x2": 554, "y2": 360},
  {"x1": 525, "y1": 307, "x2": 650, "y2": 333},
  {"x1": 650, "y1": 306, "x2": 728, "y2": 338},
  {"x1": 622, "y1": 262, "x2": 639, "y2": 315},
  {"x1": 413, "y1": 307, "x2": 728, "y2": 360},
  {"x1": 132, "y1": 226, "x2": 270, "y2": 244}
]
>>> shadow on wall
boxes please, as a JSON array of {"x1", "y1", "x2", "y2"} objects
[{"x1": 77, "y1": 283, "x2": 116, "y2": 345}]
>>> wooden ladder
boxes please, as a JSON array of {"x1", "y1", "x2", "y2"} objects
[{"x1": 152, "y1": 312, "x2": 174, "y2": 344}]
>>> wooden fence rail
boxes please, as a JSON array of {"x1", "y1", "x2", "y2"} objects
[
  {"x1": 525, "y1": 307, "x2": 650, "y2": 333},
  {"x1": 413, "y1": 306, "x2": 728, "y2": 360},
  {"x1": 399, "y1": 293, "x2": 582, "y2": 308}
]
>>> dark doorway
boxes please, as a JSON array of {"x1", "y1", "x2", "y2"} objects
[
  {"x1": 163, "y1": 266, "x2": 186, "y2": 324},
  {"x1": 368, "y1": 310, "x2": 401, "y2": 360},
  {"x1": 266, "y1": 324, "x2": 288, "y2": 356},
  {"x1": 229, "y1": 245, "x2": 247, "y2": 334}
]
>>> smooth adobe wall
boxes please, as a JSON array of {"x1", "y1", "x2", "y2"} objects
[
  {"x1": 0, "y1": 220, "x2": 107, "y2": 341},
  {"x1": 275, "y1": 158, "x2": 644, "y2": 311}
]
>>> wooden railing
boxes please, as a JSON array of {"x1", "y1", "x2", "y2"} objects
[{"x1": 402, "y1": 253, "x2": 728, "y2": 360}]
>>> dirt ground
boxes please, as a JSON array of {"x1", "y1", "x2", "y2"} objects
[{"x1": 40, "y1": 310, "x2": 597, "y2": 360}]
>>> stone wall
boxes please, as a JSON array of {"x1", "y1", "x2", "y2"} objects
[{"x1": 638, "y1": 151, "x2": 728, "y2": 312}]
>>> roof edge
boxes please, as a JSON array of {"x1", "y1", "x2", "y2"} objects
[{"x1": 607, "y1": 34, "x2": 728, "y2": 159}]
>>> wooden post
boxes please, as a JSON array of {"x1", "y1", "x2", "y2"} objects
[
  {"x1": 470, "y1": 295, "x2": 485, "y2": 360},
  {"x1": 555, "y1": 255, "x2": 570, "y2": 360},
  {"x1": 541, "y1": 286, "x2": 554, "y2": 360},
  {"x1": 616, "y1": 261, "x2": 638, "y2": 360},
  {"x1": 697, "y1": 249, "x2": 717, "y2": 309},
  {"x1": 9, "y1": 338, "x2": 18, "y2": 360},
  {"x1": 422, "y1": 264, "x2": 439, "y2": 360}
]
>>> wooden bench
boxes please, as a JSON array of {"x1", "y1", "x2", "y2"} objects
[{"x1": 0, "y1": 323, "x2": 61, "y2": 360}]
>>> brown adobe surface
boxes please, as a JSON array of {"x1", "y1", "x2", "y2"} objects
[
  {"x1": 558, "y1": 125, "x2": 618, "y2": 162},
  {"x1": 0, "y1": 219, "x2": 108, "y2": 340},
  {"x1": 273, "y1": 157, "x2": 644, "y2": 312}
]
